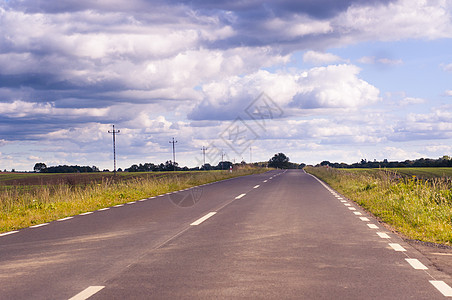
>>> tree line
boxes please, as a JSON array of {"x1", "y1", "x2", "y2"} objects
[
  {"x1": 318, "y1": 156, "x2": 452, "y2": 168},
  {"x1": 32, "y1": 152, "x2": 304, "y2": 173}
]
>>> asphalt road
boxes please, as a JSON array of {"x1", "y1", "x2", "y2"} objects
[{"x1": 1, "y1": 169, "x2": 451, "y2": 299}]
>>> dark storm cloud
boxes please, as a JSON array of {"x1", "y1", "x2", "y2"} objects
[{"x1": 173, "y1": 0, "x2": 395, "y2": 19}]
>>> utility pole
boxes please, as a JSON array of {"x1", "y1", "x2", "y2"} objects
[
  {"x1": 169, "y1": 137, "x2": 177, "y2": 171},
  {"x1": 108, "y1": 125, "x2": 120, "y2": 176},
  {"x1": 201, "y1": 146, "x2": 207, "y2": 166},
  {"x1": 250, "y1": 147, "x2": 252, "y2": 164},
  {"x1": 220, "y1": 150, "x2": 225, "y2": 170}
]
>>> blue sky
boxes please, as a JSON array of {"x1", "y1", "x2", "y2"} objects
[{"x1": 0, "y1": 0, "x2": 451, "y2": 170}]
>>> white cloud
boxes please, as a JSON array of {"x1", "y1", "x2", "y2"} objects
[
  {"x1": 442, "y1": 63, "x2": 452, "y2": 72},
  {"x1": 335, "y1": 0, "x2": 452, "y2": 42},
  {"x1": 303, "y1": 51, "x2": 346, "y2": 65},
  {"x1": 382, "y1": 147, "x2": 423, "y2": 161},
  {"x1": 445, "y1": 90, "x2": 452, "y2": 96},
  {"x1": 400, "y1": 97, "x2": 425, "y2": 105},
  {"x1": 292, "y1": 64, "x2": 380, "y2": 109},
  {"x1": 357, "y1": 56, "x2": 403, "y2": 65}
]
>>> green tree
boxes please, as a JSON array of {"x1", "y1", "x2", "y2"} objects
[
  {"x1": 34, "y1": 162, "x2": 47, "y2": 172},
  {"x1": 268, "y1": 153, "x2": 290, "y2": 169}
]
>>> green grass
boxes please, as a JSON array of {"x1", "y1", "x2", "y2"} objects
[
  {"x1": 305, "y1": 166, "x2": 452, "y2": 245},
  {"x1": 0, "y1": 169, "x2": 268, "y2": 233},
  {"x1": 338, "y1": 167, "x2": 452, "y2": 180}
]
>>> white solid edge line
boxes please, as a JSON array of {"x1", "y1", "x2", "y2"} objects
[
  {"x1": 430, "y1": 281, "x2": 452, "y2": 297},
  {"x1": 57, "y1": 217, "x2": 73, "y2": 221},
  {"x1": 113, "y1": 204, "x2": 124, "y2": 207},
  {"x1": 69, "y1": 286, "x2": 105, "y2": 300},
  {"x1": 30, "y1": 223, "x2": 49, "y2": 228},
  {"x1": 389, "y1": 243, "x2": 406, "y2": 251},
  {"x1": 98, "y1": 208, "x2": 110, "y2": 211},
  {"x1": 79, "y1": 212, "x2": 93, "y2": 216},
  {"x1": 405, "y1": 258, "x2": 428, "y2": 270},
  {"x1": 253, "y1": 185, "x2": 260, "y2": 189},
  {"x1": 0, "y1": 231, "x2": 19, "y2": 237},
  {"x1": 190, "y1": 212, "x2": 217, "y2": 226},
  {"x1": 235, "y1": 193, "x2": 246, "y2": 199},
  {"x1": 377, "y1": 232, "x2": 390, "y2": 239}
]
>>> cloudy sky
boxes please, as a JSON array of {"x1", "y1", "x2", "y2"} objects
[{"x1": 0, "y1": 0, "x2": 451, "y2": 171}]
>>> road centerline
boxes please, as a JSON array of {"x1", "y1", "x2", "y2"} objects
[
  {"x1": 69, "y1": 286, "x2": 105, "y2": 300},
  {"x1": 190, "y1": 212, "x2": 217, "y2": 226}
]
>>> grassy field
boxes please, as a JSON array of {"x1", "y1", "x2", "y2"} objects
[
  {"x1": 0, "y1": 168, "x2": 268, "y2": 233},
  {"x1": 305, "y1": 167, "x2": 452, "y2": 245},
  {"x1": 338, "y1": 167, "x2": 452, "y2": 179}
]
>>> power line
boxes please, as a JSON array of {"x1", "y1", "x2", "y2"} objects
[{"x1": 108, "y1": 125, "x2": 120, "y2": 176}]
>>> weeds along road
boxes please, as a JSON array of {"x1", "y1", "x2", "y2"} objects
[{"x1": 0, "y1": 170, "x2": 451, "y2": 299}]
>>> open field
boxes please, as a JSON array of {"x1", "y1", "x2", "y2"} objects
[
  {"x1": 0, "y1": 168, "x2": 268, "y2": 233},
  {"x1": 305, "y1": 166, "x2": 452, "y2": 245}
]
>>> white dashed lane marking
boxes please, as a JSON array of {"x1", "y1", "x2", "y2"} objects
[
  {"x1": 405, "y1": 258, "x2": 428, "y2": 270},
  {"x1": 253, "y1": 185, "x2": 260, "y2": 189},
  {"x1": 430, "y1": 280, "x2": 452, "y2": 297},
  {"x1": 359, "y1": 217, "x2": 370, "y2": 221},
  {"x1": 57, "y1": 217, "x2": 73, "y2": 222},
  {"x1": 113, "y1": 204, "x2": 124, "y2": 208},
  {"x1": 98, "y1": 208, "x2": 110, "y2": 211},
  {"x1": 377, "y1": 232, "x2": 390, "y2": 239},
  {"x1": 235, "y1": 194, "x2": 246, "y2": 199},
  {"x1": 311, "y1": 174, "x2": 452, "y2": 298},
  {"x1": 389, "y1": 243, "x2": 406, "y2": 252},
  {"x1": 69, "y1": 286, "x2": 105, "y2": 300},
  {"x1": 190, "y1": 212, "x2": 217, "y2": 226}
]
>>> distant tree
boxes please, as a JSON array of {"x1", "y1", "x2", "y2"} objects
[
  {"x1": 201, "y1": 163, "x2": 212, "y2": 170},
  {"x1": 218, "y1": 161, "x2": 233, "y2": 170},
  {"x1": 34, "y1": 163, "x2": 47, "y2": 172},
  {"x1": 268, "y1": 153, "x2": 290, "y2": 169},
  {"x1": 320, "y1": 161, "x2": 330, "y2": 166}
]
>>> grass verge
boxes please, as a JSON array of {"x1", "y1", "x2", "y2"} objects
[
  {"x1": 305, "y1": 167, "x2": 452, "y2": 245},
  {"x1": 0, "y1": 169, "x2": 268, "y2": 233}
]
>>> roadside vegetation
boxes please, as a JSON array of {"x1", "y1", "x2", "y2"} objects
[
  {"x1": 305, "y1": 166, "x2": 452, "y2": 245},
  {"x1": 0, "y1": 168, "x2": 268, "y2": 233}
]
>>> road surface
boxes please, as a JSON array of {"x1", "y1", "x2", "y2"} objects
[{"x1": 1, "y1": 169, "x2": 451, "y2": 299}]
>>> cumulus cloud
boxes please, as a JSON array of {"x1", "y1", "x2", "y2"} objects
[
  {"x1": 291, "y1": 64, "x2": 380, "y2": 109},
  {"x1": 189, "y1": 64, "x2": 380, "y2": 120}
]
